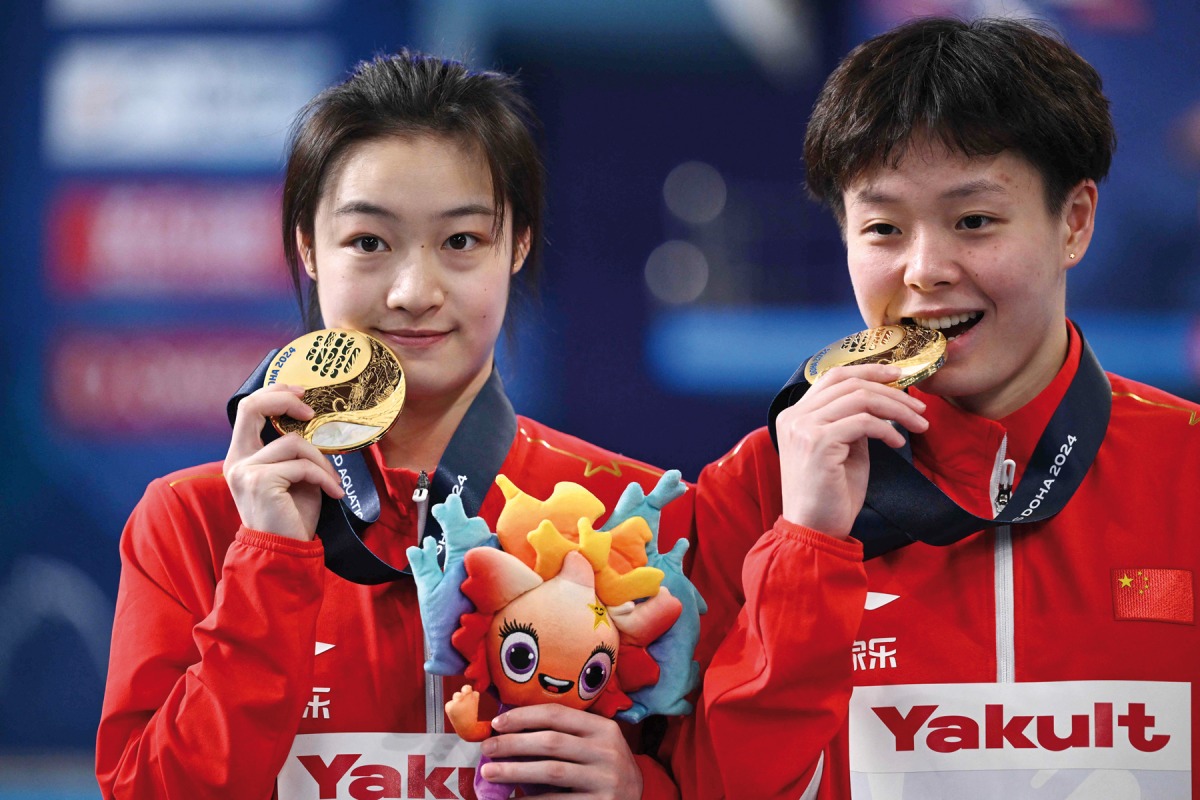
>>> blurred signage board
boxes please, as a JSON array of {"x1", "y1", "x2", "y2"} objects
[
  {"x1": 647, "y1": 307, "x2": 1200, "y2": 395},
  {"x1": 47, "y1": 181, "x2": 288, "y2": 298},
  {"x1": 47, "y1": 0, "x2": 335, "y2": 24},
  {"x1": 43, "y1": 36, "x2": 336, "y2": 169},
  {"x1": 49, "y1": 328, "x2": 286, "y2": 436}
]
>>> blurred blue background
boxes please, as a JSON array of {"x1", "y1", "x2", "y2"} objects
[{"x1": 1, "y1": 0, "x2": 1197, "y2": 795}]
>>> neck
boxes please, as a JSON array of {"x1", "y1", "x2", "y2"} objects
[{"x1": 377, "y1": 362, "x2": 493, "y2": 473}]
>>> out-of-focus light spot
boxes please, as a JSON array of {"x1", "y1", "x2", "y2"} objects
[
  {"x1": 645, "y1": 240, "x2": 709, "y2": 304},
  {"x1": 663, "y1": 161, "x2": 727, "y2": 224}
]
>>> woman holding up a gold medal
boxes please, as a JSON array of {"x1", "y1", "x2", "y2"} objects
[
  {"x1": 673, "y1": 17, "x2": 1200, "y2": 800},
  {"x1": 96, "y1": 53, "x2": 690, "y2": 800}
]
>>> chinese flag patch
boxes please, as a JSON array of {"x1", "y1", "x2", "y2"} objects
[{"x1": 1111, "y1": 568, "x2": 1194, "y2": 625}]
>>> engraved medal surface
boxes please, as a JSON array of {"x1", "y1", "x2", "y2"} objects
[
  {"x1": 803, "y1": 324, "x2": 946, "y2": 388},
  {"x1": 265, "y1": 329, "x2": 405, "y2": 453}
]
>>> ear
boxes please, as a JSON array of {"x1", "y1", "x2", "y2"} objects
[
  {"x1": 462, "y1": 547, "x2": 543, "y2": 612},
  {"x1": 296, "y1": 227, "x2": 318, "y2": 280},
  {"x1": 1061, "y1": 179, "x2": 1098, "y2": 270},
  {"x1": 510, "y1": 227, "x2": 531, "y2": 276}
]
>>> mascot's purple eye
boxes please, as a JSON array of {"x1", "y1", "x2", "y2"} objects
[
  {"x1": 577, "y1": 649, "x2": 614, "y2": 701},
  {"x1": 500, "y1": 630, "x2": 539, "y2": 683}
]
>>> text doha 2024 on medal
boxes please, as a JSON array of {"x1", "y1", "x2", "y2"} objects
[
  {"x1": 804, "y1": 324, "x2": 947, "y2": 388},
  {"x1": 265, "y1": 329, "x2": 405, "y2": 453}
]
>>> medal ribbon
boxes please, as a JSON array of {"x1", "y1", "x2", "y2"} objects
[
  {"x1": 228, "y1": 357, "x2": 517, "y2": 583},
  {"x1": 767, "y1": 327, "x2": 1111, "y2": 559}
]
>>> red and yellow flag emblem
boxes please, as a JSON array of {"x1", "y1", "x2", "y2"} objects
[{"x1": 1111, "y1": 568, "x2": 1194, "y2": 624}]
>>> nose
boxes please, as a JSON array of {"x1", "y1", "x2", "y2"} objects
[
  {"x1": 903, "y1": 230, "x2": 959, "y2": 292},
  {"x1": 386, "y1": 246, "x2": 445, "y2": 316}
]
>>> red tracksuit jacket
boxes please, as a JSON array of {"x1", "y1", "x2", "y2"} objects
[
  {"x1": 96, "y1": 416, "x2": 691, "y2": 800},
  {"x1": 673, "y1": 326, "x2": 1200, "y2": 799}
]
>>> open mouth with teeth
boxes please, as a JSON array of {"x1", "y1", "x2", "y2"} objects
[
  {"x1": 538, "y1": 674, "x2": 574, "y2": 694},
  {"x1": 908, "y1": 311, "x2": 982, "y2": 341}
]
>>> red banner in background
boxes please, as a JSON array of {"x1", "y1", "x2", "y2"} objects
[
  {"x1": 48, "y1": 328, "x2": 284, "y2": 436},
  {"x1": 47, "y1": 182, "x2": 288, "y2": 298}
]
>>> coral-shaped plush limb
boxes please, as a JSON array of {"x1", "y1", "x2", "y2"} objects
[
  {"x1": 606, "y1": 470, "x2": 709, "y2": 723},
  {"x1": 498, "y1": 474, "x2": 665, "y2": 606},
  {"x1": 602, "y1": 516, "x2": 658, "y2": 575},
  {"x1": 445, "y1": 684, "x2": 491, "y2": 742},
  {"x1": 577, "y1": 522, "x2": 665, "y2": 605},
  {"x1": 405, "y1": 493, "x2": 497, "y2": 674},
  {"x1": 525, "y1": 519, "x2": 578, "y2": 578},
  {"x1": 495, "y1": 474, "x2": 605, "y2": 564}
]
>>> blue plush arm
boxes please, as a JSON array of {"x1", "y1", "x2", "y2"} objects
[
  {"x1": 405, "y1": 493, "x2": 497, "y2": 675},
  {"x1": 607, "y1": 471, "x2": 707, "y2": 723}
]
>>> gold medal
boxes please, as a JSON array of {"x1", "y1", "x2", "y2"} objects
[
  {"x1": 803, "y1": 324, "x2": 946, "y2": 388},
  {"x1": 264, "y1": 329, "x2": 405, "y2": 453}
]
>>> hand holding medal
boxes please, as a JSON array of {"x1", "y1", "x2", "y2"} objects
[
  {"x1": 770, "y1": 324, "x2": 942, "y2": 539},
  {"x1": 264, "y1": 329, "x2": 406, "y2": 453},
  {"x1": 224, "y1": 329, "x2": 405, "y2": 542}
]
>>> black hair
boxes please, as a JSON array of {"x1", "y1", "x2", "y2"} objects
[{"x1": 804, "y1": 17, "x2": 1115, "y2": 226}]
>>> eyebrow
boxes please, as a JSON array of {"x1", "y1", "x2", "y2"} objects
[
  {"x1": 852, "y1": 179, "x2": 1010, "y2": 207},
  {"x1": 439, "y1": 203, "x2": 497, "y2": 220},
  {"x1": 333, "y1": 201, "x2": 497, "y2": 221},
  {"x1": 940, "y1": 179, "x2": 1009, "y2": 200},
  {"x1": 333, "y1": 201, "x2": 397, "y2": 220}
]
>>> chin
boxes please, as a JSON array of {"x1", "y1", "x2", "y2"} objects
[{"x1": 915, "y1": 366, "x2": 974, "y2": 400}]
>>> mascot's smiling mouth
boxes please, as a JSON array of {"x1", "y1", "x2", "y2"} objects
[{"x1": 538, "y1": 674, "x2": 574, "y2": 694}]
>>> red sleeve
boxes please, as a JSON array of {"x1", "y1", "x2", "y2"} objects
[
  {"x1": 670, "y1": 436, "x2": 867, "y2": 799},
  {"x1": 636, "y1": 752, "x2": 681, "y2": 800},
  {"x1": 95, "y1": 477, "x2": 327, "y2": 799}
]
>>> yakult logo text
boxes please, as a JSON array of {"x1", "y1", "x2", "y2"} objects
[
  {"x1": 278, "y1": 734, "x2": 483, "y2": 800},
  {"x1": 297, "y1": 753, "x2": 475, "y2": 799},
  {"x1": 874, "y1": 701, "x2": 1168, "y2": 754},
  {"x1": 849, "y1": 681, "x2": 1190, "y2": 775}
]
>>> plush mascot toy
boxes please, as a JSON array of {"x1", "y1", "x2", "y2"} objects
[{"x1": 407, "y1": 470, "x2": 704, "y2": 800}]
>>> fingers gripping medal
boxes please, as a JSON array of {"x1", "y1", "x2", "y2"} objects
[
  {"x1": 803, "y1": 324, "x2": 946, "y2": 388},
  {"x1": 265, "y1": 329, "x2": 405, "y2": 453}
]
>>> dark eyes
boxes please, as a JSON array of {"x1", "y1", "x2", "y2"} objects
[
  {"x1": 498, "y1": 621, "x2": 539, "y2": 683},
  {"x1": 352, "y1": 235, "x2": 385, "y2": 253},
  {"x1": 577, "y1": 646, "x2": 615, "y2": 701},
  {"x1": 445, "y1": 233, "x2": 479, "y2": 251},
  {"x1": 349, "y1": 233, "x2": 479, "y2": 253},
  {"x1": 864, "y1": 216, "x2": 992, "y2": 236}
]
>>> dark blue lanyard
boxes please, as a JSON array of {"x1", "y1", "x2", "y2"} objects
[
  {"x1": 767, "y1": 328, "x2": 1111, "y2": 559},
  {"x1": 227, "y1": 357, "x2": 517, "y2": 583}
]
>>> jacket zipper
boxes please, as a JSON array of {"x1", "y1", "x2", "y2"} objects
[
  {"x1": 413, "y1": 471, "x2": 444, "y2": 735},
  {"x1": 991, "y1": 442, "x2": 1017, "y2": 684}
]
